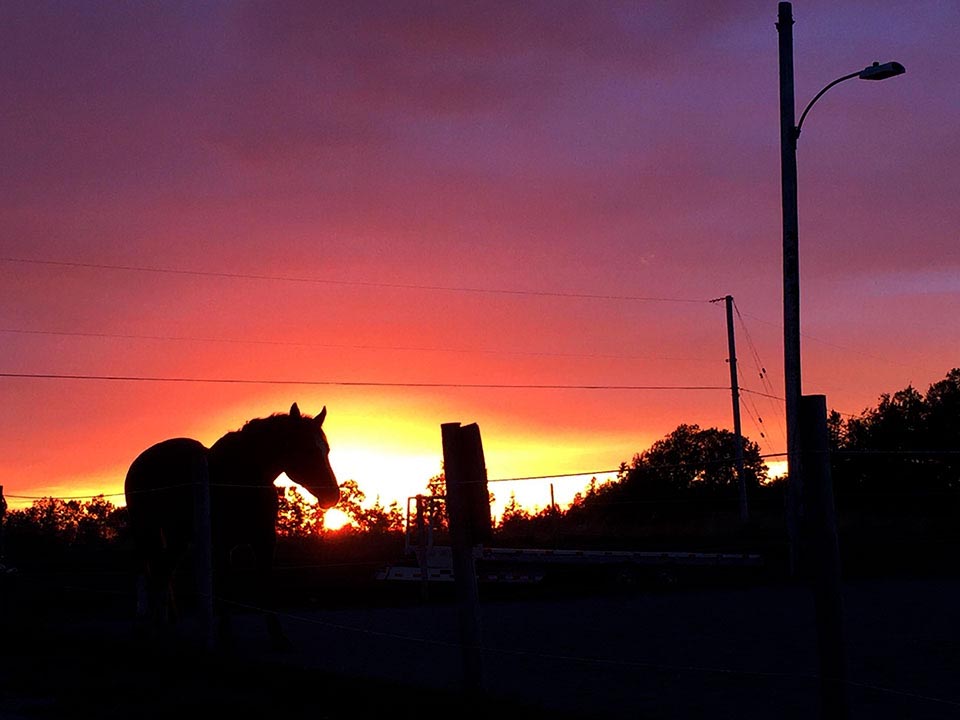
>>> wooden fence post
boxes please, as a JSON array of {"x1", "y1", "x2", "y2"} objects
[
  {"x1": 457, "y1": 423, "x2": 492, "y2": 545},
  {"x1": 441, "y1": 422, "x2": 485, "y2": 695},
  {"x1": 800, "y1": 394, "x2": 848, "y2": 720},
  {"x1": 0, "y1": 485, "x2": 6, "y2": 561},
  {"x1": 0, "y1": 484, "x2": 6, "y2": 624}
]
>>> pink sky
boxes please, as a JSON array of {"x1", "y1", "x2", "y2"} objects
[{"x1": 1, "y1": 1, "x2": 956, "y2": 515}]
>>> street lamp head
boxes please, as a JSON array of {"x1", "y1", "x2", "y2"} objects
[{"x1": 858, "y1": 61, "x2": 906, "y2": 81}]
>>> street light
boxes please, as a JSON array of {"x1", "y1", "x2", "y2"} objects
[
  {"x1": 796, "y1": 62, "x2": 906, "y2": 138},
  {"x1": 776, "y1": 2, "x2": 904, "y2": 574}
]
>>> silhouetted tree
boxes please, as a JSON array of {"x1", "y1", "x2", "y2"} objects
[
  {"x1": 844, "y1": 386, "x2": 926, "y2": 450},
  {"x1": 276, "y1": 487, "x2": 326, "y2": 537},
  {"x1": 361, "y1": 496, "x2": 404, "y2": 535},
  {"x1": 336, "y1": 478, "x2": 368, "y2": 530},
  {"x1": 831, "y1": 368, "x2": 960, "y2": 494},
  {"x1": 3, "y1": 496, "x2": 128, "y2": 566},
  {"x1": 567, "y1": 476, "x2": 606, "y2": 511},
  {"x1": 619, "y1": 424, "x2": 767, "y2": 499},
  {"x1": 5, "y1": 496, "x2": 126, "y2": 544},
  {"x1": 320, "y1": 479, "x2": 404, "y2": 535},
  {"x1": 77, "y1": 495, "x2": 127, "y2": 543},
  {"x1": 499, "y1": 492, "x2": 531, "y2": 528},
  {"x1": 926, "y1": 368, "x2": 960, "y2": 450},
  {"x1": 556, "y1": 426, "x2": 767, "y2": 538},
  {"x1": 422, "y1": 472, "x2": 449, "y2": 531}
]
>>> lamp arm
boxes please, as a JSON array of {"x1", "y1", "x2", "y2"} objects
[{"x1": 795, "y1": 71, "x2": 861, "y2": 139}]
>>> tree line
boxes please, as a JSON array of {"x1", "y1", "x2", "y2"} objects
[
  {"x1": 1, "y1": 478, "x2": 405, "y2": 550},
  {"x1": 829, "y1": 367, "x2": 960, "y2": 495},
  {"x1": 2, "y1": 369, "x2": 957, "y2": 553},
  {"x1": 487, "y1": 368, "x2": 960, "y2": 554}
]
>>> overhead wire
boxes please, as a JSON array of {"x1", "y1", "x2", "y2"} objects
[
  {"x1": 0, "y1": 371, "x2": 731, "y2": 392},
  {"x1": 733, "y1": 306, "x2": 939, "y2": 376},
  {"x1": 0, "y1": 327, "x2": 715, "y2": 364},
  {"x1": 733, "y1": 300, "x2": 788, "y2": 448},
  {"x1": 6, "y1": 263, "x2": 935, "y2": 506},
  {"x1": 735, "y1": 381, "x2": 775, "y2": 455},
  {"x1": 1, "y1": 257, "x2": 711, "y2": 304}
]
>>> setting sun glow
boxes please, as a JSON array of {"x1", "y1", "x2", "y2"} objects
[
  {"x1": 0, "y1": 1, "x2": 950, "y2": 524},
  {"x1": 323, "y1": 508, "x2": 351, "y2": 532}
]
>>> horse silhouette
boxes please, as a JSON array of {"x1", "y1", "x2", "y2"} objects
[{"x1": 124, "y1": 402, "x2": 339, "y2": 648}]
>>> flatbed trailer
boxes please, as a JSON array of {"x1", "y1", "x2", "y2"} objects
[
  {"x1": 376, "y1": 545, "x2": 764, "y2": 584},
  {"x1": 376, "y1": 495, "x2": 763, "y2": 584}
]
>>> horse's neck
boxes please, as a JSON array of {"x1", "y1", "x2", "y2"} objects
[{"x1": 210, "y1": 429, "x2": 284, "y2": 485}]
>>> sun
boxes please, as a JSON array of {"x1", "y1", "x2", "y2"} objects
[
  {"x1": 274, "y1": 474, "x2": 353, "y2": 530},
  {"x1": 323, "y1": 508, "x2": 351, "y2": 531},
  {"x1": 766, "y1": 460, "x2": 788, "y2": 480}
]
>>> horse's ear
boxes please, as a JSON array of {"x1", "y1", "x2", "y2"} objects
[
  {"x1": 290, "y1": 402, "x2": 301, "y2": 418},
  {"x1": 316, "y1": 406, "x2": 327, "y2": 426}
]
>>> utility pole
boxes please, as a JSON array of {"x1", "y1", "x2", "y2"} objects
[
  {"x1": 777, "y1": 0, "x2": 802, "y2": 575},
  {"x1": 713, "y1": 296, "x2": 748, "y2": 522},
  {"x1": 724, "y1": 296, "x2": 748, "y2": 522}
]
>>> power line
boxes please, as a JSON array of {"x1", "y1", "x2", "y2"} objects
[
  {"x1": 740, "y1": 388, "x2": 784, "y2": 401},
  {"x1": 489, "y1": 469, "x2": 621, "y2": 484},
  {"x1": 733, "y1": 301, "x2": 788, "y2": 447},
  {"x1": 738, "y1": 387, "x2": 857, "y2": 420},
  {"x1": 729, "y1": 303, "x2": 861, "y2": 421},
  {"x1": 2, "y1": 257, "x2": 710, "y2": 304},
  {"x1": 736, "y1": 375, "x2": 776, "y2": 455},
  {"x1": 734, "y1": 307, "x2": 938, "y2": 375},
  {"x1": 0, "y1": 371, "x2": 730, "y2": 391},
  {"x1": 0, "y1": 327, "x2": 715, "y2": 364}
]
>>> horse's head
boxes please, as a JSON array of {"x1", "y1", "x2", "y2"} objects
[{"x1": 284, "y1": 403, "x2": 340, "y2": 508}]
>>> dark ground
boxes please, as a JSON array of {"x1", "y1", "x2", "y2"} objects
[{"x1": 1, "y1": 566, "x2": 958, "y2": 720}]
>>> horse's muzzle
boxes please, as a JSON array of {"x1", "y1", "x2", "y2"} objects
[{"x1": 315, "y1": 487, "x2": 340, "y2": 509}]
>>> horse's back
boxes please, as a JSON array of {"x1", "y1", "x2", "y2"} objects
[
  {"x1": 125, "y1": 438, "x2": 208, "y2": 559},
  {"x1": 125, "y1": 438, "x2": 208, "y2": 499}
]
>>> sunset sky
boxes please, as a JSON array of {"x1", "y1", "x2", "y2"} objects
[{"x1": 1, "y1": 1, "x2": 956, "y2": 519}]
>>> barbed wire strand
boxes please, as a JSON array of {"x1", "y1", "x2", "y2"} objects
[{"x1": 14, "y1": 449, "x2": 960, "y2": 504}]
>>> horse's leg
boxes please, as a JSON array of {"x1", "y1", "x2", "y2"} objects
[
  {"x1": 132, "y1": 565, "x2": 160, "y2": 643},
  {"x1": 135, "y1": 571, "x2": 149, "y2": 620},
  {"x1": 134, "y1": 527, "x2": 168, "y2": 628},
  {"x1": 255, "y1": 539, "x2": 290, "y2": 651},
  {"x1": 150, "y1": 553, "x2": 177, "y2": 628},
  {"x1": 213, "y1": 548, "x2": 235, "y2": 651}
]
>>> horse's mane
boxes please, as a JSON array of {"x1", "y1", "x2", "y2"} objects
[
  {"x1": 213, "y1": 413, "x2": 292, "y2": 448},
  {"x1": 239, "y1": 413, "x2": 290, "y2": 435}
]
